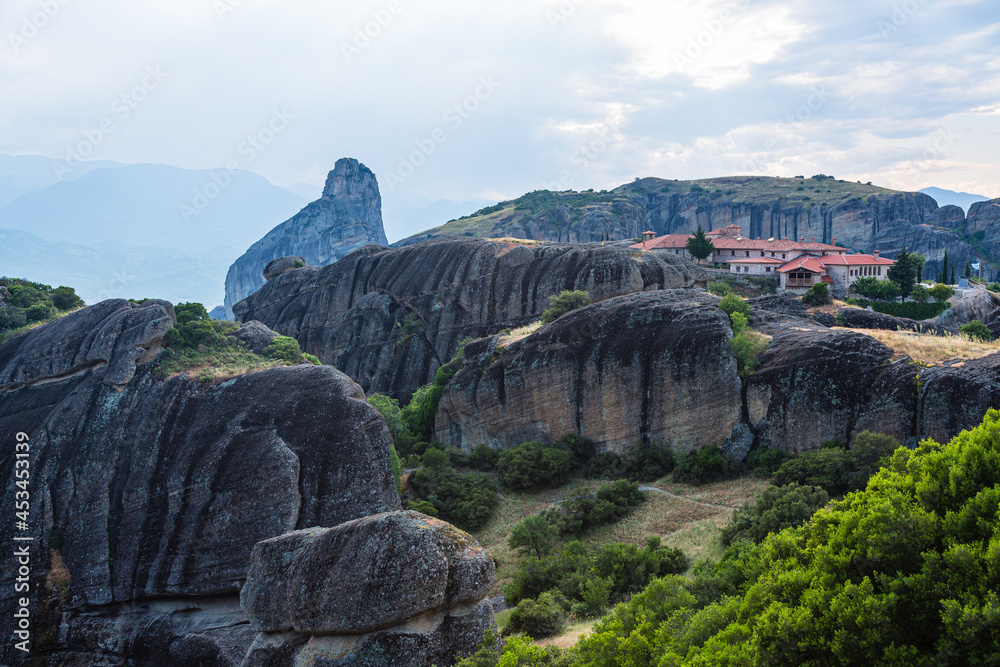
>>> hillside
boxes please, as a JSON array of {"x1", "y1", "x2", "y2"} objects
[{"x1": 394, "y1": 175, "x2": 997, "y2": 283}]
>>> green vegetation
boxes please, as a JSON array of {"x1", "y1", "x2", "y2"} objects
[
  {"x1": 503, "y1": 538, "x2": 690, "y2": 629},
  {"x1": 499, "y1": 441, "x2": 574, "y2": 491},
  {"x1": 539, "y1": 480, "x2": 647, "y2": 538},
  {"x1": 262, "y1": 336, "x2": 320, "y2": 365},
  {"x1": 541, "y1": 290, "x2": 592, "y2": 325},
  {"x1": 870, "y1": 300, "x2": 949, "y2": 320},
  {"x1": 406, "y1": 457, "x2": 499, "y2": 531},
  {"x1": 720, "y1": 483, "x2": 829, "y2": 546},
  {"x1": 960, "y1": 320, "x2": 993, "y2": 342},
  {"x1": 800, "y1": 282, "x2": 832, "y2": 306},
  {"x1": 705, "y1": 282, "x2": 731, "y2": 297},
  {"x1": 673, "y1": 445, "x2": 745, "y2": 486},
  {"x1": 772, "y1": 431, "x2": 899, "y2": 497},
  {"x1": 930, "y1": 283, "x2": 955, "y2": 302},
  {"x1": 509, "y1": 514, "x2": 560, "y2": 558},
  {"x1": 717, "y1": 293, "x2": 750, "y2": 317},
  {"x1": 729, "y1": 311, "x2": 770, "y2": 377},
  {"x1": 852, "y1": 276, "x2": 901, "y2": 302},
  {"x1": 0, "y1": 278, "x2": 84, "y2": 341},
  {"x1": 886, "y1": 245, "x2": 918, "y2": 300},
  {"x1": 685, "y1": 224, "x2": 714, "y2": 264}
]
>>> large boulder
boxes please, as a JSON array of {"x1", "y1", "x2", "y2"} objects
[
  {"x1": 746, "y1": 329, "x2": 920, "y2": 452},
  {"x1": 240, "y1": 511, "x2": 495, "y2": 667},
  {"x1": 233, "y1": 320, "x2": 281, "y2": 354},
  {"x1": 234, "y1": 239, "x2": 708, "y2": 402},
  {"x1": 837, "y1": 306, "x2": 954, "y2": 336},
  {"x1": 264, "y1": 256, "x2": 307, "y2": 282},
  {"x1": 0, "y1": 301, "x2": 401, "y2": 666},
  {"x1": 434, "y1": 290, "x2": 742, "y2": 454},
  {"x1": 936, "y1": 286, "x2": 1000, "y2": 336}
]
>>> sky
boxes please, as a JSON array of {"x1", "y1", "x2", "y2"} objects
[{"x1": 2, "y1": 0, "x2": 999, "y2": 221}]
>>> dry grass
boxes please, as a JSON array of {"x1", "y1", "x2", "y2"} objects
[
  {"x1": 472, "y1": 476, "x2": 769, "y2": 597},
  {"x1": 499, "y1": 320, "x2": 544, "y2": 348},
  {"x1": 839, "y1": 327, "x2": 1000, "y2": 366},
  {"x1": 538, "y1": 620, "x2": 597, "y2": 649},
  {"x1": 156, "y1": 348, "x2": 284, "y2": 384},
  {"x1": 487, "y1": 237, "x2": 544, "y2": 245}
]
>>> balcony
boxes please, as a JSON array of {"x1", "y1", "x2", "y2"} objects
[{"x1": 784, "y1": 280, "x2": 816, "y2": 288}]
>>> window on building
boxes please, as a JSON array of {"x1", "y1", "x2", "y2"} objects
[{"x1": 878, "y1": 267, "x2": 882, "y2": 275}]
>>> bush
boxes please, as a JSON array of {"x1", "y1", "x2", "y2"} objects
[
  {"x1": 929, "y1": 283, "x2": 956, "y2": 302},
  {"x1": 498, "y1": 441, "x2": 573, "y2": 491},
  {"x1": 720, "y1": 483, "x2": 830, "y2": 546},
  {"x1": 368, "y1": 394, "x2": 421, "y2": 455},
  {"x1": 541, "y1": 290, "x2": 591, "y2": 325},
  {"x1": 468, "y1": 444, "x2": 500, "y2": 471},
  {"x1": 673, "y1": 445, "x2": 744, "y2": 485},
  {"x1": 619, "y1": 442, "x2": 675, "y2": 481},
  {"x1": 800, "y1": 282, "x2": 832, "y2": 306},
  {"x1": 772, "y1": 447, "x2": 861, "y2": 497},
  {"x1": 853, "y1": 276, "x2": 901, "y2": 302},
  {"x1": 745, "y1": 447, "x2": 792, "y2": 476},
  {"x1": 851, "y1": 430, "x2": 901, "y2": 470},
  {"x1": 24, "y1": 302, "x2": 56, "y2": 323},
  {"x1": 263, "y1": 336, "x2": 309, "y2": 364},
  {"x1": 706, "y1": 282, "x2": 731, "y2": 297},
  {"x1": 717, "y1": 294, "x2": 750, "y2": 317},
  {"x1": 543, "y1": 480, "x2": 646, "y2": 536},
  {"x1": 730, "y1": 314, "x2": 770, "y2": 377},
  {"x1": 166, "y1": 303, "x2": 240, "y2": 350},
  {"x1": 175, "y1": 302, "x2": 210, "y2": 324},
  {"x1": 504, "y1": 592, "x2": 569, "y2": 638},
  {"x1": 407, "y1": 465, "x2": 499, "y2": 531},
  {"x1": 910, "y1": 284, "x2": 930, "y2": 302},
  {"x1": 960, "y1": 320, "x2": 993, "y2": 342},
  {"x1": 402, "y1": 499, "x2": 438, "y2": 517}
]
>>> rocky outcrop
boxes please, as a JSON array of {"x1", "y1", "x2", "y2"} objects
[
  {"x1": 240, "y1": 511, "x2": 495, "y2": 666},
  {"x1": 234, "y1": 320, "x2": 281, "y2": 354},
  {"x1": 746, "y1": 329, "x2": 920, "y2": 452},
  {"x1": 936, "y1": 286, "x2": 1000, "y2": 336},
  {"x1": 0, "y1": 301, "x2": 401, "y2": 665},
  {"x1": 234, "y1": 239, "x2": 707, "y2": 401},
  {"x1": 919, "y1": 353, "x2": 1000, "y2": 445},
  {"x1": 837, "y1": 307, "x2": 954, "y2": 336},
  {"x1": 434, "y1": 290, "x2": 743, "y2": 454},
  {"x1": 224, "y1": 159, "x2": 388, "y2": 319}
]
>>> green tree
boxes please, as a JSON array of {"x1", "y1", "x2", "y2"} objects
[
  {"x1": 51, "y1": 286, "x2": 84, "y2": 311},
  {"x1": 509, "y1": 515, "x2": 558, "y2": 558},
  {"x1": 911, "y1": 252, "x2": 926, "y2": 282},
  {"x1": 966, "y1": 259, "x2": 972, "y2": 278},
  {"x1": 175, "y1": 302, "x2": 210, "y2": 324},
  {"x1": 717, "y1": 294, "x2": 750, "y2": 317},
  {"x1": 706, "y1": 281, "x2": 731, "y2": 297},
  {"x1": 939, "y1": 249, "x2": 950, "y2": 285},
  {"x1": 685, "y1": 224, "x2": 715, "y2": 264},
  {"x1": 853, "y1": 276, "x2": 901, "y2": 301},
  {"x1": 929, "y1": 283, "x2": 955, "y2": 302},
  {"x1": 910, "y1": 284, "x2": 930, "y2": 302},
  {"x1": 886, "y1": 245, "x2": 916, "y2": 300},
  {"x1": 800, "y1": 283, "x2": 831, "y2": 306},
  {"x1": 541, "y1": 290, "x2": 591, "y2": 325},
  {"x1": 498, "y1": 441, "x2": 573, "y2": 491},
  {"x1": 951, "y1": 264, "x2": 956, "y2": 284},
  {"x1": 720, "y1": 483, "x2": 830, "y2": 546},
  {"x1": 263, "y1": 336, "x2": 307, "y2": 364}
]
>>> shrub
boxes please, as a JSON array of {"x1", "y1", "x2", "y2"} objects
[
  {"x1": 504, "y1": 592, "x2": 568, "y2": 638},
  {"x1": 720, "y1": 483, "x2": 830, "y2": 546},
  {"x1": 871, "y1": 300, "x2": 948, "y2": 320},
  {"x1": 263, "y1": 336, "x2": 307, "y2": 364},
  {"x1": 745, "y1": 447, "x2": 792, "y2": 476},
  {"x1": 7, "y1": 284, "x2": 47, "y2": 308},
  {"x1": 401, "y1": 383, "x2": 445, "y2": 440},
  {"x1": 509, "y1": 514, "x2": 559, "y2": 558},
  {"x1": 673, "y1": 445, "x2": 744, "y2": 485},
  {"x1": 929, "y1": 283, "x2": 956, "y2": 302},
  {"x1": 960, "y1": 320, "x2": 993, "y2": 342},
  {"x1": 853, "y1": 276, "x2": 901, "y2": 302},
  {"x1": 24, "y1": 302, "x2": 56, "y2": 323},
  {"x1": 772, "y1": 447, "x2": 861, "y2": 497},
  {"x1": 498, "y1": 441, "x2": 573, "y2": 491},
  {"x1": 407, "y1": 465, "x2": 499, "y2": 531},
  {"x1": 619, "y1": 442, "x2": 675, "y2": 481},
  {"x1": 468, "y1": 444, "x2": 500, "y2": 471},
  {"x1": 851, "y1": 430, "x2": 901, "y2": 470},
  {"x1": 800, "y1": 282, "x2": 832, "y2": 306},
  {"x1": 706, "y1": 282, "x2": 731, "y2": 297},
  {"x1": 543, "y1": 480, "x2": 646, "y2": 536},
  {"x1": 541, "y1": 290, "x2": 591, "y2": 325},
  {"x1": 910, "y1": 284, "x2": 930, "y2": 302},
  {"x1": 175, "y1": 302, "x2": 210, "y2": 324},
  {"x1": 730, "y1": 317, "x2": 770, "y2": 377},
  {"x1": 402, "y1": 499, "x2": 438, "y2": 517},
  {"x1": 717, "y1": 294, "x2": 750, "y2": 317}
]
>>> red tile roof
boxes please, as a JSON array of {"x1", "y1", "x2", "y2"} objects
[
  {"x1": 818, "y1": 254, "x2": 895, "y2": 266},
  {"x1": 777, "y1": 256, "x2": 825, "y2": 273}
]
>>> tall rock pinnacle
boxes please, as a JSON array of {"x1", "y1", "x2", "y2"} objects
[{"x1": 224, "y1": 158, "x2": 388, "y2": 318}]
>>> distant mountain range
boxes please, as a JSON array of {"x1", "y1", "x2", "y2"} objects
[{"x1": 918, "y1": 187, "x2": 990, "y2": 214}]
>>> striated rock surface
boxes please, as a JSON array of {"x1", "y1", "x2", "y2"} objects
[
  {"x1": 264, "y1": 256, "x2": 307, "y2": 282},
  {"x1": 0, "y1": 301, "x2": 401, "y2": 666},
  {"x1": 235, "y1": 239, "x2": 707, "y2": 401},
  {"x1": 224, "y1": 159, "x2": 388, "y2": 319},
  {"x1": 240, "y1": 511, "x2": 495, "y2": 667},
  {"x1": 434, "y1": 290, "x2": 742, "y2": 454},
  {"x1": 936, "y1": 286, "x2": 1000, "y2": 336},
  {"x1": 919, "y1": 353, "x2": 1000, "y2": 444},
  {"x1": 837, "y1": 307, "x2": 955, "y2": 336}
]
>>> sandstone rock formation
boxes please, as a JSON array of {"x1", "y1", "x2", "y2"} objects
[
  {"x1": 224, "y1": 159, "x2": 388, "y2": 319},
  {"x1": 0, "y1": 300, "x2": 401, "y2": 665},
  {"x1": 434, "y1": 290, "x2": 743, "y2": 454},
  {"x1": 240, "y1": 511, "x2": 495, "y2": 667},
  {"x1": 234, "y1": 239, "x2": 707, "y2": 401}
]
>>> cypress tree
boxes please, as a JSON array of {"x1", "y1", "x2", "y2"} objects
[
  {"x1": 685, "y1": 224, "x2": 715, "y2": 265},
  {"x1": 951, "y1": 265, "x2": 956, "y2": 285},
  {"x1": 939, "y1": 250, "x2": 949, "y2": 285},
  {"x1": 966, "y1": 260, "x2": 972, "y2": 278}
]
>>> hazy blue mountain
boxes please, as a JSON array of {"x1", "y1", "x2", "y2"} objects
[
  {"x1": 381, "y1": 194, "x2": 492, "y2": 243},
  {"x1": 0, "y1": 154, "x2": 125, "y2": 209},
  {"x1": 0, "y1": 229, "x2": 233, "y2": 309},
  {"x1": 0, "y1": 163, "x2": 307, "y2": 251},
  {"x1": 919, "y1": 187, "x2": 990, "y2": 214}
]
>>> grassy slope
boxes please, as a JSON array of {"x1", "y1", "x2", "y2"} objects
[{"x1": 402, "y1": 177, "x2": 908, "y2": 244}]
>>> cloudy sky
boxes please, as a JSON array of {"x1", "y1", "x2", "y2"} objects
[{"x1": 2, "y1": 0, "x2": 999, "y2": 221}]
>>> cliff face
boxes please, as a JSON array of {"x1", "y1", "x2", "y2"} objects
[
  {"x1": 223, "y1": 158, "x2": 388, "y2": 319},
  {"x1": 396, "y1": 178, "x2": 997, "y2": 282},
  {"x1": 434, "y1": 291, "x2": 742, "y2": 454},
  {"x1": 234, "y1": 239, "x2": 707, "y2": 401},
  {"x1": 0, "y1": 301, "x2": 401, "y2": 665},
  {"x1": 434, "y1": 292, "x2": 1000, "y2": 457}
]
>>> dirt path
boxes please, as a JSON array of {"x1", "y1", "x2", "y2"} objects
[{"x1": 638, "y1": 486, "x2": 735, "y2": 511}]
